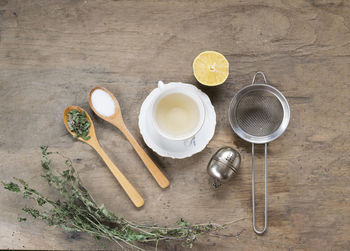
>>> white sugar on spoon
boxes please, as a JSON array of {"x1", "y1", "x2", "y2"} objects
[{"x1": 90, "y1": 89, "x2": 116, "y2": 117}]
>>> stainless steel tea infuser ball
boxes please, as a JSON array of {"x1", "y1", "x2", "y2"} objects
[{"x1": 207, "y1": 147, "x2": 241, "y2": 182}]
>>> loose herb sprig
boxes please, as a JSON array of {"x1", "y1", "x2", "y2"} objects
[
  {"x1": 2, "y1": 147, "x2": 234, "y2": 250},
  {"x1": 67, "y1": 110, "x2": 91, "y2": 140}
]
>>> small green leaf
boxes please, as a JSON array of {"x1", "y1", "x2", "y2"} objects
[
  {"x1": 81, "y1": 135, "x2": 90, "y2": 140},
  {"x1": 40, "y1": 146, "x2": 48, "y2": 155},
  {"x1": 41, "y1": 159, "x2": 51, "y2": 170},
  {"x1": 23, "y1": 191, "x2": 32, "y2": 198},
  {"x1": 62, "y1": 226, "x2": 76, "y2": 231},
  {"x1": 22, "y1": 207, "x2": 40, "y2": 218},
  {"x1": 62, "y1": 170, "x2": 69, "y2": 177},
  {"x1": 18, "y1": 217, "x2": 27, "y2": 222},
  {"x1": 3, "y1": 182, "x2": 21, "y2": 192},
  {"x1": 178, "y1": 218, "x2": 190, "y2": 227},
  {"x1": 37, "y1": 197, "x2": 46, "y2": 206}
]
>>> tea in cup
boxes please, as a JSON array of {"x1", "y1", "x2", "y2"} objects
[{"x1": 152, "y1": 81, "x2": 205, "y2": 141}]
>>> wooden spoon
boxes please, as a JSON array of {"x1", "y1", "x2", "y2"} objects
[
  {"x1": 89, "y1": 87, "x2": 170, "y2": 189},
  {"x1": 63, "y1": 105, "x2": 144, "y2": 208}
]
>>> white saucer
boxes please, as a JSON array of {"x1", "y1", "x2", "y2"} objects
[{"x1": 138, "y1": 82, "x2": 216, "y2": 159}]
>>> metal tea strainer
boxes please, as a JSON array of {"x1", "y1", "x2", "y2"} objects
[{"x1": 228, "y1": 72, "x2": 290, "y2": 234}]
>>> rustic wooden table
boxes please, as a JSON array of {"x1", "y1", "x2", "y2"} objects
[{"x1": 1, "y1": 0, "x2": 349, "y2": 250}]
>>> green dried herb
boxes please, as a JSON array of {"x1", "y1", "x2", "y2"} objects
[
  {"x1": 67, "y1": 109, "x2": 91, "y2": 140},
  {"x1": 2, "y1": 182, "x2": 21, "y2": 192},
  {"x1": 2, "y1": 147, "x2": 239, "y2": 250},
  {"x1": 18, "y1": 217, "x2": 27, "y2": 222}
]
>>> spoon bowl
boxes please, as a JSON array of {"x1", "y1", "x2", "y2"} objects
[
  {"x1": 63, "y1": 105, "x2": 96, "y2": 145},
  {"x1": 89, "y1": 86, "x2": 122, "y2": 124},
  {"x1": 89, "y1": 87, "x2": 170, "y2": 189}
]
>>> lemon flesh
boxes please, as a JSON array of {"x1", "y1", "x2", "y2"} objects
[{"x1": 193, "y1": 51, "x2": 229, "y2": 86}]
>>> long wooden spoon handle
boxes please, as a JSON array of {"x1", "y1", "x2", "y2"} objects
[
  {"x1": 93, "y1": 143, "x2": 144, "y2": 208},
  {"x1": 119, "y1": 125, "x2": 170, "y2": 189}
]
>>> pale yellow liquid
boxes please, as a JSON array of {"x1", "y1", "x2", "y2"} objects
[{"x1": 155, "y1": 93, "x2": 200, "y2": 138}]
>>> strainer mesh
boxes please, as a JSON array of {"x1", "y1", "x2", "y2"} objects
[{"x1": 236, "y1": 90, "x2": 284, "y2": 137}]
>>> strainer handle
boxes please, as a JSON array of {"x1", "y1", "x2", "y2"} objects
[
  {"x1": 252, "y1": 143, "x2": 268, "y2": 235},
  {"x1": 252, "y1": 72, "x2": 267, "y2": 85}
]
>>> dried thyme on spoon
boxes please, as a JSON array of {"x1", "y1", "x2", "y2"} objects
[{"x1": 67, "y1": 109, "x2": 91, "y2": 140}]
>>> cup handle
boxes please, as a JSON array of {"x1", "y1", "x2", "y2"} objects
[{"x1": 158, "y1": 80, "x2": 165, "y2": 89}]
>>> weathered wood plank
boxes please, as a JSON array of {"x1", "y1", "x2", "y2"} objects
[{"x1": 0, "y1": 0, "x2": 349, "y2": 250}]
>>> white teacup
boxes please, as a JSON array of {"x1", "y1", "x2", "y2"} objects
[{"x1": 151, "y1": 81, "x2": 205, "y2": 141}]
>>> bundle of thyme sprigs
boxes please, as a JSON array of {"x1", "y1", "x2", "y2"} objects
[{"x1": 2, "y1": 147, "x2": 229, "y2": 250}]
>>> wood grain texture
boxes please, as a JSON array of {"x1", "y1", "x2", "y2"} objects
[{"x1": 0, "y1": 0, "x2": 349, "y2": 250}]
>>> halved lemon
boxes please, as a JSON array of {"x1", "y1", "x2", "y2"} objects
[{"x1": 193, "y1": 51, "x2": 229, "y2": 86}]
